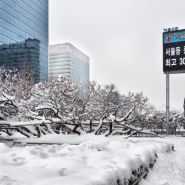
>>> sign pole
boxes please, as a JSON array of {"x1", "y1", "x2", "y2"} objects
[
  {"x1": 166, "y1": 71, "x2": 169, "y2": 135},
  {"x1": 183, "y1": 98, "x2": 185, "y2": 117}
]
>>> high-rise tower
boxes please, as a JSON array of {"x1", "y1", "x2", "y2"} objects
[
  {"x1": 0, "y1": 0, "x2": 48, "y2": 82},
  {"x1": 49, "y1": 43, "x2": 89, "y2": 84}
]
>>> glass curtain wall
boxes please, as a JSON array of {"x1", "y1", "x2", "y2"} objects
[
  {"x1": 72, "y1": 53, "x2": 89, "y2": 85},
  {"x1": 0, "y1": 0, "x2": 48, "y2": 82}
]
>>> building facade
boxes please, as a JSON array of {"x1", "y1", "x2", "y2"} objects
[
  {"x1": 0, "y1": 0, "x2": 48, "y2": 82},
  {"x1": 49, "y1": 43, "x2": 89, "y2": 84}
]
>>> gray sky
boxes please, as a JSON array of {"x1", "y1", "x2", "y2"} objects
[{"x1": 49, "y1": 0, "x2": 185, "y2": 111}]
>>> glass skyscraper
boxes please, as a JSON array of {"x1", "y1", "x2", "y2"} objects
[
  {"x1": 49, "y1": 43, "x2": 89, "y2": 84},
  {"x1": 0, "y1": 0, "x2": 48, "y2": 82}
]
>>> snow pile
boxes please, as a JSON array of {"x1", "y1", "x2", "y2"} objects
[
  {"x1": 0, "y1": 136, "x2": 173, "y2": 185},
  {"x1": 139, "y1": 137, "x2": 185, "y2": 185}
]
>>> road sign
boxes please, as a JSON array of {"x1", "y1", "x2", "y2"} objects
[{"x1": 163, "y1": 29, "x2": 185, "y2": 74}]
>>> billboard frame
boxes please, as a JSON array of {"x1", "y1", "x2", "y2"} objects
[{"x1": 163, "y1": 29, "x2": 185, "y2": 74}]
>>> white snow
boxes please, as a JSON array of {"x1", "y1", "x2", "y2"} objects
[
  {"x1": 139, "y1": 136, "x2": 185, "y2": 185},
  {"x1": 0, "y1": 135, "x2": 175, "y2": 185}
]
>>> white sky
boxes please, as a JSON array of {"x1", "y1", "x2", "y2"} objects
[{"x1": 49, "y1": 0, "x2": 185, "y2": 111}]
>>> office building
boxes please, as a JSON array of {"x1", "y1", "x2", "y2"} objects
[
  {"x1": 0, "y1": 0, "x2": 48, "y2": 82},
  {"x1": 49, "y1": 43, "x2": 89, "y2": 84}
]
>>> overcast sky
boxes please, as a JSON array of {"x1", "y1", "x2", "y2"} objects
[{"x1": 49, "y1": 0, "x2": 185, "y2": 111}]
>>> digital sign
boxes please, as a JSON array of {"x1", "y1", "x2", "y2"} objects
[{"x1": 163, "y1": 29, "x2": 185, "y2": 74}]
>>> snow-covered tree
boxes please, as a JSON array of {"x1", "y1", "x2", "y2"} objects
[
  {"x1": 0, "y1": 67, "x2": 34, "y2": 120},
  {"x1": 0, "y1": 68, "x2": 161, "y2": 139}
]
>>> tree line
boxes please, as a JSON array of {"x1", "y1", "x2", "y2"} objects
[{"x1": 0, "y1": 67, "x2": 184, "y2": 138}]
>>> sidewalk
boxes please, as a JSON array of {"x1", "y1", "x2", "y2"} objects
[{"x1": 139, "y1": 136, "x2": 185, "y2": 185}]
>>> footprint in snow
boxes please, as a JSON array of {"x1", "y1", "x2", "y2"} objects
[
  {"x1": 30, "y1": 150, "x2": 38, "y2": 155},
  {"x1": 12, "y1": 157, "x2": 26, "y2": 166},
  {"x1": 0, "y1": 175, "x2": 28, "y2": 185},
  {"x1": 10, "y1": 153, "x2": 17, "y2": 157},
  {"x1": 48, "y1": 148, "x2": 56, "y2": 153},
  {"x1": 59, "y1": 168, "x2": 67, "y2": 176},
  {"x1": 60, "y1": 153, "x2": 68, "y2": 157},
  {"x1": 83, "y1": 156, "x2": 88, "y2": 160},
  {"x1": 39, "y1": 152, "x2": 48, "y2": 159}
]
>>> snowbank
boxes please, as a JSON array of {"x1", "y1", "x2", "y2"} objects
[
  {"x1": 139, "y1": 136, "x2": 185, "y2": 185},
  {"x1": 0, "y1": 135, "x2": 173, "y2": 185}
]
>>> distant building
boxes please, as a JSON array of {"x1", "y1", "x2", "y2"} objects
[
  {"x1": 0, "y1": 39, "x2": 41, "y2": 80},
  {"x1": 49, "y1": 43, "x2": 89, "y2": 84},
  {"x1": 0, "y1": 0, "x2": 48, "y2": 82}
]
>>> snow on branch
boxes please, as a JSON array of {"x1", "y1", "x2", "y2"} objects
[{"x1": 0, "y1": 68, "x2": 167, "y2": 140}]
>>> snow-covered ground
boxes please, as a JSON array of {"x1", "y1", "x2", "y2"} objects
[
  {"x1": 0, "y1": 135, "x2": 179, "y2": 185},
  {"x1": 139, "y1": 136, "x2": 185, "y2": 185}
]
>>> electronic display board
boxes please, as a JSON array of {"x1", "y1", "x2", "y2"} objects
[{"x1": 163, "y1": 29, "x2": 185, "y2": 74}]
